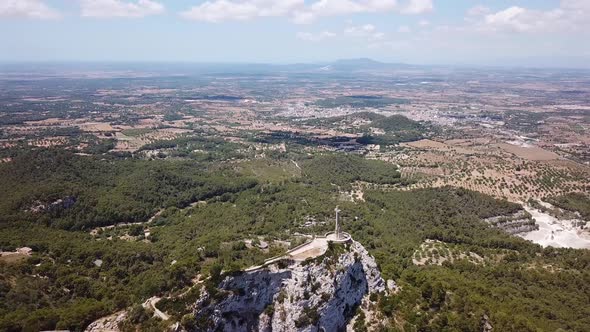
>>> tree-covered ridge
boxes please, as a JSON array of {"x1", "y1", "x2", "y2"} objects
[
  {"x1": 137, "y1": 135, "x2": 246, "y2": 161},
  {"x1": 303, "y1": 112, "x2": 423, "y2": 134},
  {"x1": 547, "y1": 192, "x2": 590, "y2": 220},
  {"x1": 2, "y1": 182, "x2": 588, "y2": 331},
  {"x1": 300, "y1": 112, "x2": 428, "y2": 145},
  {"x1": 0, "y1": 224, "x2": 170, "y2": 331},
  {"x1": 0, "y1": 149, "x2": 257, "y2": 230},
  {"x1": 301, "y1": 153, "x2": 404, "y2": 187},
  {"x1": 302, "y1": 111, "x2": 387, "y2": 127},
  {"x1": 313, "y1": 95, "x2": 409, "y2": 108},
  {"x1": 370, "y1": 114, "x2": 424, "y2": 133},
  {"x1": 355, "y1": 114, "x2": 427, "y2": 145},
  {"x1": 307, "y1": 112, "x2": 427, "y2": 144},
  {"x1": 0, "y1": 149, "x2": 588, "y2": 332},
  {"x1": 346, "y1": 188, "x2": 590, "y2": 332}
]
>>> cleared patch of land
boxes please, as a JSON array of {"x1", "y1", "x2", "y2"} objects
[
  {"x1": 412, "y1": 240, "x2": 484, "y2": 266},
  {"x1": 519, "y1": 206, "x2": 590, "y2": 249},
  {"x1": 496, "y1": 142, "x2": 560, "y2": 161},
  {"x1": 386, "y1": 137, "x2": 590, "y2": 203}
]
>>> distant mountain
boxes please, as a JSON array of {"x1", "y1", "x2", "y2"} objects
[
  {"x1": 0, "y1": 59, "x2": 422, "y2": 77},
  {"x1": 331, "y1": 58, "x2": 387, "y2": 69},
  {"x1": 254, "y1": 58, "x2": 420, "y2": 73},
  {"x1": 314, "y1": 58, "x2": 419, "y2": 72},
  {"x1": 333, "y1": 57, "x2": 382, "y2": 65}
]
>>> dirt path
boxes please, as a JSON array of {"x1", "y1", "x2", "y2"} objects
[
  {"x1": 90, "y1": 208, "x2": 164, "y2": 236},
  {"x1": 147, "y1": 209, "x2": 164, "y2": 223},
  {"x1": 143, "y1": 297, "x2": 170, "y2": 321}
]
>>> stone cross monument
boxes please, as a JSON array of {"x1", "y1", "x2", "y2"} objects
[{"x1": 334, "y1": 206, "x2": 341, "y2": 240}]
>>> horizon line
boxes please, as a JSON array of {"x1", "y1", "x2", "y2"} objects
[{"x1": 1, "y1": 59, "x2": 590, "y2": 71}]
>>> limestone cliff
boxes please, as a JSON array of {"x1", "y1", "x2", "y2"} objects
[{"x1": 192, "y1": 240, "x2": 390, "y2": 332}]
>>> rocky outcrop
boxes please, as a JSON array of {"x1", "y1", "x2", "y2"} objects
[
  {"x1": 85, "y1": 311, "x2": 126, "y2": 332},
  {"x1": 28, "y1": 196, "x2": 76, "y2": 214},
  {"x1": 193, "y1": 240, "x2": 389, "y2": 332},
  {"x1": 480, "y1": 314, "x2": 493, "y2": 332}
]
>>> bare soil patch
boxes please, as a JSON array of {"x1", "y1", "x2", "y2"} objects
[{"x1": 496, "y1": 143, "x2": 559, "y2": 161}]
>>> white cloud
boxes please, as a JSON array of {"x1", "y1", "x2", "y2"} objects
[
  {"x1": 345, "y1": 23, "x2": 376, "y2": 34},
  {"x1": 476, "y1": 0, "x2": 590, "y2": 33},
  {"x1": 418, "y1": 19, "x2": 430, "y2": 26},
  {"x1": 81, "y1": 0, "x2": 164, "y2": 18},
  {"x1": 561, "y1": 0, "x2": 590, "y2": 11},
  {"x1": 296, "y1": 31, "x2": 336, "y2": 42},
  {"x1": 344, "y1": 24, "x2": 384, "y2": 40},
  {"x1": 181, "y1": 0, "x2": 432, "y2": 23},
  {"x1": 401, "y1": 0, "x2": 433, "y2": 15},
  {"x1": 298, "y1": 22, "x2": 385, "y2": 44},
  {"x1": 483, "y1": 6, "x2": 531, "y2": 32},
  {"x1": 293, "y1": 0, "x2": 400, "y2": 23},
  {"x1": 360, "y1": 1, "x2": 590, "y2": 64},
  {"x1": 181, "y1": 0, "x2": 303, "y2": 22},
  {"x1": 0, "y1": 0, "x2": 61, "y2": 19},
  {"x1": 368, "y1": 39, "x2": 411, "y2": 50},
  {"x1": 372, "y1": 32, "x2": 385, "y2": 40},
  {"x1": 397, "y1": 25, "x2": 411, "y2": 33}
]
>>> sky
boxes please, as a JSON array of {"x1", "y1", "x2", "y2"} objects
[{"x1": 1, "y1": 0, "x2": 590, "y2": 67}]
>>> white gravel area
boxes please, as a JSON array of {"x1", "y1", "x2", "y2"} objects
[{"x1": 519, "y1": 206, "x2": 590, "y2": 249}]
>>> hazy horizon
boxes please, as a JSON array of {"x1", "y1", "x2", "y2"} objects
[
  {"x1": 2, "y1": 57, "x2": 590, "y2": 71},
  {"x1": 1, "y1": 1, "x2": 590, "y2": 68}
]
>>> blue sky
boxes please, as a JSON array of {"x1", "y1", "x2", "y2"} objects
[{"x1": 1, "y1": 0, "x2": 589, "y2": 66}]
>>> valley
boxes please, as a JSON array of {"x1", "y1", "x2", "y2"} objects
[{"x1": 0, "y1": 62, "x2": 589, "y2": 332}]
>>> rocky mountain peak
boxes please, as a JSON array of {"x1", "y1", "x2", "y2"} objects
[{"x1": 192, "y1": 240, "x2": 392, "y2": 332}]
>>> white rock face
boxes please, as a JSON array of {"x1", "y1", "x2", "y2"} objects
[
  {"x1": 84, "y1": 311, "x2": 127, "y2": 332},
  {"x1": 193, "y1": 240, "x2": 389, "y2": 332},
  {"x1": 519, "y1": 206, "x2": 590, "y2": 249}
]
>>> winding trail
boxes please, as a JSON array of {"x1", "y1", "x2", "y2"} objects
[
  {"x1": 143, "y1": 297, "x2": 170, "y2": 321},
  {"x1": 89, "y1": 209, "x2": 164, "y2": 236}
]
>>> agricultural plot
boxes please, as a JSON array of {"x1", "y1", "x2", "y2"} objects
[{"x1": 385, "y1": 139, "x2": 590, "y2": 203}]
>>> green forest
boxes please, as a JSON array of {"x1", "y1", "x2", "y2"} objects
[
  {"x1": 547, "y1": 192, "x2": 590, "y2": 220},
  {"x1": 303, "y1": 112, "x2": 427, "y2": 145},
  {"x1": 301, "y1": 153, "x2": 406, "y2": 187},
  {"x1": 0, "y1": 147, "x2": 589, "y2": 331},
  {"x1": 313, "y1": 96, "x2": 409, "y2": 109}
]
